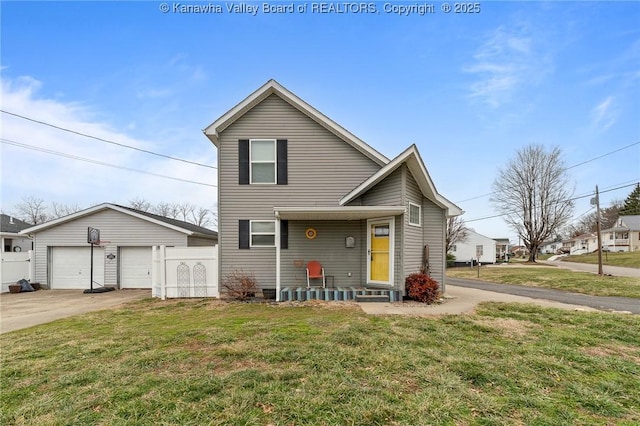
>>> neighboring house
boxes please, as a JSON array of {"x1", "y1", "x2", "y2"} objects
[
  {"x1": 601, "y1": 215, "x2": 640, "y2": 252},
  {"x1": 539, "y1": 241, "x2": 562, "y2": 254},
  {"x1": 19, "y1": 203, "x2": 217, "y2": 290},
  {"x1": 449, "y1": 230, "x2": 497, "y2": 265},
  {"x1": 511, "y1": 245, "x2": 529, "y2": 258},
  {"x1": 562, "y1": 233, "x2": 598, "y2": 255},
  {"x1": 1, "y1": 214, "x2": 33, "y2": 252},
  {"x1": 204, "y1": 80, "x2": 462, "y2": 301},
  {"x1": 493, "y1": 238, "x2": 510, "y2": 261}
]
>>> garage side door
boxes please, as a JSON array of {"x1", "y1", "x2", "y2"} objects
[
  {"x1": 120, "y1": 247, "x2": 152, "y2": 289},
  {"x1": 51, "y1": 247, "x2": 105, "y2": 290}
]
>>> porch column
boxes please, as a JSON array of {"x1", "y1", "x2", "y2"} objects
[{"x1": 275, "y1": 215, "x2": 281, "y2": 302}]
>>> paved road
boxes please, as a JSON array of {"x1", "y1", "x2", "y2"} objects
[
  {"x1": 543, "y1": 260, "x2": 640, "y2": 278},
  {"x1": 447, "y1": 277, "x2": 640, "y2": 314}
]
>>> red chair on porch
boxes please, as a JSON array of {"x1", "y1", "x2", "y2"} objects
[{"x1": 306, "y1": 261, "x2": 326, "y2": 289}]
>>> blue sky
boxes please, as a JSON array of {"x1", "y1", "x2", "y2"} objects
[{"x1": 1, "y1": 1, "x2": 639, "y2": 242}]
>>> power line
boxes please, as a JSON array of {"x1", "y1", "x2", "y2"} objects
[
  {"x1": 464, "y1": 181, "x2": 638, "y2": 223},
  {"x1": 565, "y1": 142, "x2": 640, "y2": 170},
  {"x1": 455, "y1": 141, "x2": 640, "y2": 203},
  {"x1": 0, "y1": 109, "x2": 217, "y2": 170},
  {"x1": 1, "y1": 138, "x2": 217, "y2": 188}
]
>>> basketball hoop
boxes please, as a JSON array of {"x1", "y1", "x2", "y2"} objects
[{"x1": 93, "y1": 240, "x2": 111, "y2": 246}]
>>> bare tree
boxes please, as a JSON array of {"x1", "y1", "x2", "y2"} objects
[
  {"x1": 126, "y1": 198, "x2": 216, "y2": 229},
  {"x1": 174, "y1": 202, "x2": 195, "y2": 222},
  {"x1": 446, "y1": 216, "x2": 470, "y2": 253},
  {"x1": 153, "y1": 202, "x2": 179, "y2": 219},
  {"x1": 491, "y1": 145, "x2": 574, "y2": 262},
  {"x1": 128, "y1": 197, "x2": 152, "y2": 212},
  {"x1": 15, "y1": 196, "x2": 48, "y2": 224},
  {"x1": 565, "y1": 200, "x2": 622, "y2": 238},
  {"x1": 190, "y1": 207, "x2": 212, "y2": 228},
  {"x1": 51, "y1": 202, "x2": 82, "y2": 218}
]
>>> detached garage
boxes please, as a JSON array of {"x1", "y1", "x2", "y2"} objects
[{"x1": 21, "y1": 203, "x2": 218, "y2": 290}]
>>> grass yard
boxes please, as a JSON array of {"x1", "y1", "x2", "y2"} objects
[
  {"x1": 563, "y1": 250, "x2": 640, "y2": 268},
  {"x1": 2, "y1": 299, "x2": 639, "y2": 425},
  {"x1": 447, "y1": 266, "x2": 640, "y2": 298}
]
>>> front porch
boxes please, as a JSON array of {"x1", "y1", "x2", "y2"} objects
[{"x1": 279, "y1": 286, "x2": 402, "y2": 302}]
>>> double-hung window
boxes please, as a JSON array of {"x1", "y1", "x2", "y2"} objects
[
  {"x1": 408, "y1": 202, "x2": 421, "y2": 226},
  {"x1": 250, "y1": 220, "x2": 276, "y2": 247},
  {"x1": 250, "y1": 139, "x2": 276, "y2": 184}
]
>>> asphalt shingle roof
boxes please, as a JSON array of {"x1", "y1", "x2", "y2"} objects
[
  {"x1": 115, "y1": 205, "x2": 218, "y2": 237},
  {"x1": 0, "y1": 214, "x2": 33, "y2": 234}
]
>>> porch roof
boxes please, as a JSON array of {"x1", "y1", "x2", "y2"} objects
[{"x1": 274, "y1": 206, "x2": 406, "y2": 221}]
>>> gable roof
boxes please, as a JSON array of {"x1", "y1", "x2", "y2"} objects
[
  {"x1": 19, "y1": 203, "x2": 218, "y2": 238},
  {"x1": 620, "y1": 215, "x2": 640, "y2": 230},
  {"x1": 339, "y1": 145, "x2": 463, "y2": 216},
  {"x1": 0, "y1": 214, "x2": 33, "y2": 234},
  {"x1": 203, "y1": 79, "x2": 389, "y2": 166}
]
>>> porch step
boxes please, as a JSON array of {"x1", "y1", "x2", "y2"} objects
[
  {"x1": 280, "y1": 288, "x2": 401, "y2": 302},
  {"x1": 355, "y1": 294, "x2": 390, "y2": 303}
]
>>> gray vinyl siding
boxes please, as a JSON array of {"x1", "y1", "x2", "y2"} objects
[
  {"x1": 404, "y1": 167, "x2": 425, "y2": 286},
  {"x1": 217, "y1": 93, "x2": 380, "y2": 286},
  {"x1": 31, "y1": 209, "x2": 187, "y2": 288},
  {"x1": 423, "y1": 200, "x2": 446, "y2": 289},
  {"x1": 187, "y1": 236, "x2": 217, "y2": 246},
  {"x1": 280, "y1": 221, "x2": 364, "y2": 288},
  {"x1": 356, "y1": 167, "x2": 403, "y2": 206}
]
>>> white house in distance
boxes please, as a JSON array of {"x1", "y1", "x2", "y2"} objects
[
  {"x1": 561, "y1": 233, "x2": 598, "y2": 255},
  {"x1": 539, "y1": 241, "x2": 562, "y2": 254},
  {"x1": 449, "y1": 230, "x2": 497, "y2": 265},
  {"x1": 601, "y1": 215, "x2": 640, "y2": 252}
]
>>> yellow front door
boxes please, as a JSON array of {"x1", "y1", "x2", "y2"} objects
[{"x1": 369, "y1": 223, "x2": 390, "y2": 283}]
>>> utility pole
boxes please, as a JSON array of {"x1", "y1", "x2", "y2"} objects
[{"x1": 592, "y1": 186, "x2": 604, "y2": 276}]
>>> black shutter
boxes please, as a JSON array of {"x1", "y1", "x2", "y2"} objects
[
  {"x1": 280, "y1": 220, "x2": 288, "y2": 250},
  {"x1": 239, "y1": 220, "x2": 250, "y2": 249},
  {"x1": 239, "y1": 139, "x2": 249, "y2": 185},
  {"x1": 277, "y1": 139, "x2": 288, "y2": 185}
]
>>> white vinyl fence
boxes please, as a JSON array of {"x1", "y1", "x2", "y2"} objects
[
  {"x1": 1, "y1": 251, "x2": 33, "y2": 293},
  {"x1": 152, "y1": 245, "x2": 218, "y2": 299}
]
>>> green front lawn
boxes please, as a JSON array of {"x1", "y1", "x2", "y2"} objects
[
  {"x1": 563, "y1": 250, "x2": 640, "y2": 268},
  {"x1": 447, "y1": 266, "x2": 640, "y2": 298},
  {"x1": 2, "y1": 299, "x2": 639, "y2": 425}
]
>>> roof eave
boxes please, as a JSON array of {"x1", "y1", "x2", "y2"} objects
[
  {"x1": 20, "y1": 203, "x2": 199, "y2": 236},
  {"x1": 339, "y1": 145, "x2": 463, "y2": 216},
  {"x1": 274, "y1": 206, "x2": 406, "y2": 221},
  {"x1": 203, "y1": 79, "x2": 389, "y2": 166}
]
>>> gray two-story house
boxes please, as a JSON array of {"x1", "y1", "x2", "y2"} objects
[{"x1": 205, "y1": 80, "x2": 462, "y2": 301}]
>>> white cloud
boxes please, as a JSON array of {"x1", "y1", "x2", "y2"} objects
[
  {"x1": 464, "y1": 24, "x2": 552, "y2": 108},
  {"x1": 590, "y1": 96, "x2": 617, "y2": 132},
  {"x1": 0, "y1": 75, "x2": 217, "y2": 214}
]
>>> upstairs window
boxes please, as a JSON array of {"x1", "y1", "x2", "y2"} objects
[
  {"x1": 408, "y1": 202, "x2": 421, "y2": 226},
  {"x1": 250, "y1": 139, "x2": 276, "y2": 184},
  {"x1": 239, "y1": 139, "x2": 288, "y2": 185}
]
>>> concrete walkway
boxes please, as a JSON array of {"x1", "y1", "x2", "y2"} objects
[
  {"x1": 358, "y1": 285, "x2": 599, "y2": 316},
  {"x1": 542, "y1": 260, "x2": 640, "y2": 278}
]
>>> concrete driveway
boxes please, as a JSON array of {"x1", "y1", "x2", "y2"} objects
[{"x1": 0, "y1": 289, "x2": 150, "y2": 334}]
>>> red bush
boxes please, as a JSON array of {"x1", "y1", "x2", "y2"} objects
[{"x1": 405, "y1": 273, "x2": 440, "y2": 304}]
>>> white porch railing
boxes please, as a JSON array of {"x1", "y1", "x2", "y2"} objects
[{"x1": 152, "y1": 245, "x2": 218, "y2": 299}]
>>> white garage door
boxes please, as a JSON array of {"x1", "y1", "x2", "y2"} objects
[
  {"x1": 119, "y1": 247, "x2": 152, "y2": 288},
  {"x1": 51, "y1": 247, "x2": 105, "y2": 290}
]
